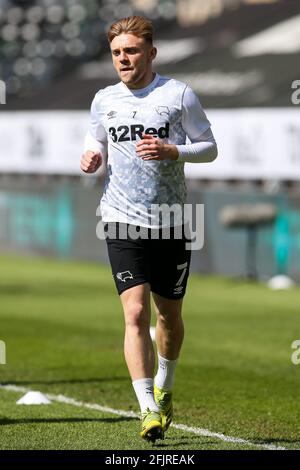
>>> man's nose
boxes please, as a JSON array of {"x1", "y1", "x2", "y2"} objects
[{"x1": 119, "y1": 51, "x2": 129, "y2": 62}]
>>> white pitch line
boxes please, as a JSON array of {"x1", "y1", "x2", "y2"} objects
[{"x1": 0, "y1": 384, "x2": 286, "y2": 450}]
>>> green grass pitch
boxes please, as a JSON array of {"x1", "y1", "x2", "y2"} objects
[{"x1": 0, "y1": 255, "x2": 299, "y2": 450}]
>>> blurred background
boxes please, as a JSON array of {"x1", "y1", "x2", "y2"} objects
[{"x1": 0, "y1": 0, "x2": 299, "y2": 283}]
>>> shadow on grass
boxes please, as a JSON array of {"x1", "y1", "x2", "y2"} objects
[
  {"x1": 153, "y1": 435, "x2": 216, "y2": 448},
  {"x1": 0, "y1": 416, "x2": 136, "y2": 426},
  {"x1": 1, "y1": 377, "x2": 128, "y2": 386}
]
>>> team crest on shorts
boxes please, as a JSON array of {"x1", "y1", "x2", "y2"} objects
[{"x1": 116, "y1": 271, "x2": 133, "y2": 282}]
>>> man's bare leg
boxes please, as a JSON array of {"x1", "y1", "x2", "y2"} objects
[
  {"x1": 152, "y1": 293, "x2": 184, "y2": 431},
  {"x1": 120, "y1": 283, "x2": 160, "y2": 419},
  {"x1": 120, "y1": 282, "x2": 154, "y2": 380},
  {"x1": 152, "y1": 293, "x2": 184, "y2": 361}
]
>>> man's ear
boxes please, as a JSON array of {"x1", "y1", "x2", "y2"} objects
[{"x1": 150, "y1": 46, "x2": 157, "y2": 61}]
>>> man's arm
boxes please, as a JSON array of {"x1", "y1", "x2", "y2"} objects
[
  {"x1": 176, "y1": 128, "x2": 218, "y2": 163},
  {"x1": 84, "y1": 130, "x2": 107, "y2": 155},
  {"x1": 81, "y1": 96, "x2": 108, "y2": 173},
  {"x1": 176, "y1": 86, "x2": 218, "y2": 163},
  {"x1": 136, "y1": 86, "x2": 217, "y2": 163},
  {"x1": 81, "y1": 131, "x2": 104, "y2": 173}
]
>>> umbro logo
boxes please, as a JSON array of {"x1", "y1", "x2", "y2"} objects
[
  {"x1": 107, "y1": 110, "x2": 117, "y2": 119},
  {"x1": 173, "y1": 286, "x2": 183, "y2": 294}
]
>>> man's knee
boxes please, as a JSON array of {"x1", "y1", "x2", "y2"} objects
[
  {"x1": 154, "y1": 298, "x2": 182, "y2": 322},
  {"x1": 124, "y1": 302, "x2": 149, "y2": 329}
]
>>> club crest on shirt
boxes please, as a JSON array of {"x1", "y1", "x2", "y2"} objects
[{"x1": 156, "y1": 106, "x2": 170, "y2": 116}]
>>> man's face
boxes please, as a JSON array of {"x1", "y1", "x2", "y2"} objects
[{"x1": 110, "y1": 33, "x2": 156, "y2": 89}]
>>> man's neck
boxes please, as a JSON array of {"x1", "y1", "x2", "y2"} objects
[{"x1": 126, "y1": 72, "x2": 156, "y2": 90}]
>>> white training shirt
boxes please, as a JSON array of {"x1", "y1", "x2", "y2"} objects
[{"x1": 87, "y1": 73, "x2": 217, "y2": 228}]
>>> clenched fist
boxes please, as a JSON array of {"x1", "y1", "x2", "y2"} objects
[{"x1": 80, "y1": 150, "x2": 102, "y2": 173}]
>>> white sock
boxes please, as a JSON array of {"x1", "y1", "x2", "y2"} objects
[
  {"x1": 154, "y1": 353, "x2": 177, "y2": 391},
  {"x1": 132, "y1": 378, "x2": 160, "y2": 413}
]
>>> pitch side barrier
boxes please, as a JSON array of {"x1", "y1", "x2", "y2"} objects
[{"x1": 0, "y1": 109, "x2": 300, "y2": 180}]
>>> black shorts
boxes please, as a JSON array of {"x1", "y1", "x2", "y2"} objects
[{"x1": 105, "y1": 223, "x2": 191, "y2": 299}]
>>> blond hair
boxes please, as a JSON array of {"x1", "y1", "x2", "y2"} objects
[{"x1": 107, "y1": 16, "x2": 154, "y2": 44}]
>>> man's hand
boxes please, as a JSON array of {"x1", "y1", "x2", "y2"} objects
[
  {"x1": 136, "y1": 134, "x2": 179, "y2": 161},
  {"x1": 80, "y1": 150, "x2": 102, "y2": 173}
]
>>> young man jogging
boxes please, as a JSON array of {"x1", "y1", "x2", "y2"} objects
[{"x1": 81, "y1": 16, "x2": 218, "y2": 443}]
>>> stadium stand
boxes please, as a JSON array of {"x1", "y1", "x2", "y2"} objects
[{"x1": 1, "y1": 0, "x2": 299, "y2": 109}]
